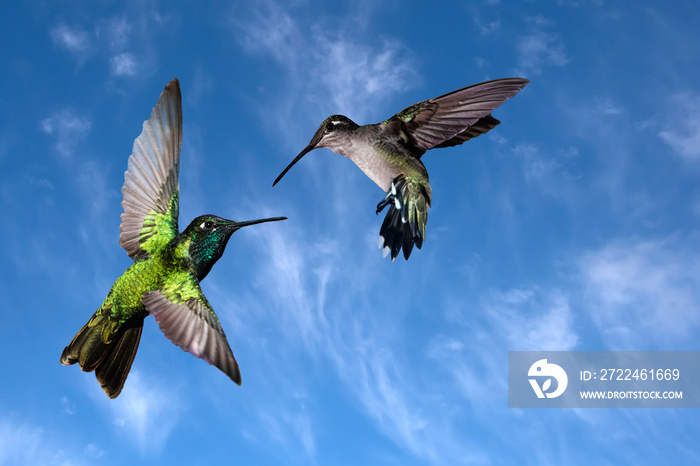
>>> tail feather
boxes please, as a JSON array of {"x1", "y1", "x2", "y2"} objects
[
  {"x1": 61, "y1": 312, "x2": 144, "y2": 399},
  {"x1": 377, "y1": 175, "x2": 431, "y2": 261},
  {"x1": 378, "y1": 206, "x2": 405, "y2": 260},
  {"x1": 95, "y1": 324, "x2": 143, "y2": 398}
]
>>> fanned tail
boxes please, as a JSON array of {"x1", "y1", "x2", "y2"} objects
[
  {"x1": 60, "y1": 312, "x2": 144, "y2": 399},
  {"x1": 376, "y1": 175, "x2": 431, "y2": 261}
]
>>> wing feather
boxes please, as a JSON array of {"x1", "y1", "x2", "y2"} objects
[
  {"x1": 391, "y1": 78, "x2": 529, "y2": 155},
  {"x1": 120, "y1": 79, "x2": 182, "y2": 259},
  {"x1": 142, "y1": 279, "x2": 241, "y2": 385}
]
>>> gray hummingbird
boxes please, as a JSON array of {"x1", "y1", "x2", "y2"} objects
[
  {"x1": 273, "y1": 78, "x2": 529, "y2": 261},
  {"x1": 60, "y1": 79, "x2": 286, "y2": 398}
]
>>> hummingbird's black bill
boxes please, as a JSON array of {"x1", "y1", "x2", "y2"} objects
[
  {"x1": 272, "y1": 143, "x2": 315, "y2": 187},
  {"x1": 233, "y1": 216, "x2": 287, "y2": 229}
]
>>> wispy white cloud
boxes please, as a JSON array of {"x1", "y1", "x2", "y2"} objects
[
  {"x1": 440, "y1": 286, "x2": 580, "y2": 388},
  {"x1": 75, "y1": 160, "x2": 116, "y2": 225},
  {"x1": 0, "y1": 418, "x2": 45, "y2": 465},
  {"x1": 473, "y1": 56, "x2": 488, "y2": 68},
  {"x1": 512, "y1": 142, "x2": 582, "y2": 201},
  {"x1": 313, "y1": 37, "x2": 415, "y2": 120},
  {"x1": 99, "y1": 370, "x2": 182, "y2": 451},
  {"x1": 226, "y1": 228, "x2": 330, "y2": 460},
  {"x1": 254, "y1": 401, "x2": 316, "y2": 458},
  {"x1": 235, "y1": 4, "x2": 300, "y2": 69},
  {"x1": 469, "y1": 3, "x2": 501, "y2": 36},
  {"x1": 242, "y1": 222, "x2": 481, "y2": 463},
  {"x1": 515, "y1": 30, "x2": 568, "y2": 75},
  {"x1": 324, "y1": 323, "x2": 485, "y2": 464},
  {"x1": 0, "y1": 415, "x2": 100, "y2": 466},
  {"x1": 104, "y1": 15, "x2": 132, "y2": 49},
  {"x1": 49, "y1": 11, "x2": 160, "y2": 79},
  {"x1": 186, "y1": 65, "x2": 215, "y2": 107},
  {"x1": 514, "y1": 143, "x2": 559, "y2": 185},
  {"x1": 597, "y1": 97, "x2": 624, "y2": 115},
  {"x1": 477, "y1": 18, "x2": 500, "y2": 35},
  {"x1": 579, "y1": 237, "x2": 700, "y2": 348},
  {"x1": 482, "y1": 287, "x2": 579, "y2": 350},
  {"x1": 427, "y1": 331, "x2": 506, "y2": 409},
  {"x1": 41, "y1": 109, "x2": 92, "y2": 158},
  {"x1": 234, "y1": 1, "x2": 416, "y2": 126},
  {"x1": 255, "y1": 227, "x2": 334, "y2": 351},
  {"x1": 349, "y1": 345, "x2": 433, "y2": 459},
  {"x1": 59, "y1": 395, "x2": 75, "y2": 415},
  {"x1": 110, "y1": 52, "x2": 138, "y2": 76},
  {"x1": 423, "y1": 286, "x2": 579, "y2": 461},
  {"x1": 659, "y1": 91, "x2": 700, "y2": 163},
  {"x1": 557, "y1": 89, "x2": 668, "y2": 219},
  {"x1": 50, "y1": 23, "x2": 90, "y2": 52}
]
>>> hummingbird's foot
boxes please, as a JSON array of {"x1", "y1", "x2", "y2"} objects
[
  {"x1": 376, "y1": 197, "x2": 391, "y2": 214},
  {"x1": 376, "y1": 182, "x2": 402, "y2": 215}
]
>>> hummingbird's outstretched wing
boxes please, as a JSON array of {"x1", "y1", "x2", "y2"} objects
[
  {"x1": 142, "y1": 275, "x2": 241, "y2": 385},
  {"x1": 390, "y1": 78, "x2": 529, "y2": 156},
  {"x1": 120, "y1": 78, "x2": 182, "y2": 260}
]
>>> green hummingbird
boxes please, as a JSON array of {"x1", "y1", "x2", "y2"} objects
[
  {"x1": 273, "y1": 78, "x2": 529, "y2": 261},
  {"x1": 60, "y1": 79, "x2": 286, "y2": 398}
]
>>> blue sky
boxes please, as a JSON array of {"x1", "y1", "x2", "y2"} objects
[{"x1": 1, "y1": 0, "x2": 699, "y2": 464}]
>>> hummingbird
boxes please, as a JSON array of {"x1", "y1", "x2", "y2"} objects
[
  {"x1": 60, "y1": 79, "x2": 286, "y2": 398},
  {"x1": 273, "y1": 78, "x2": 529, "y2": 261}
]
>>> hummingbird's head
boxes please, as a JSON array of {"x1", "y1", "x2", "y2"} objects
[
  {"x1": 183, "y1": 214, "x2": 287, "y2": 281},
  {"x1": 272, "y1": 114, "x2": 359, "y2": 187}
]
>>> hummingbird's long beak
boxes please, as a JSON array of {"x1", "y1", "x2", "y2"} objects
[
  {"x1": 272, "y1": 143, "x2": 316, "y2": 187},
  {"x1": 232, "y1": 216, "x2": 288, "y2": 230},
  {"x1": 273, "y1": 123, "x2": 329, "y2": 187}
]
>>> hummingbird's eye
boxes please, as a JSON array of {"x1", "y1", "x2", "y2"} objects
[
  {"x1": 200, "y1": 220, "x2": 214, "y2": 230},
  {"x1": 325, "y1": 121, "x2": 336, "y2": 132}
]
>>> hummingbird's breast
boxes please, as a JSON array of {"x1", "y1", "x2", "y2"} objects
[
  {"x1": 338, "y1": 130, "x2": 426, "y2": 193},
  {"x1": 104, "y1": 249, "x2": 184, "y2": 315},
  {"x1": 342, "y1": 141, "x2": 394, "y2": 191}
]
